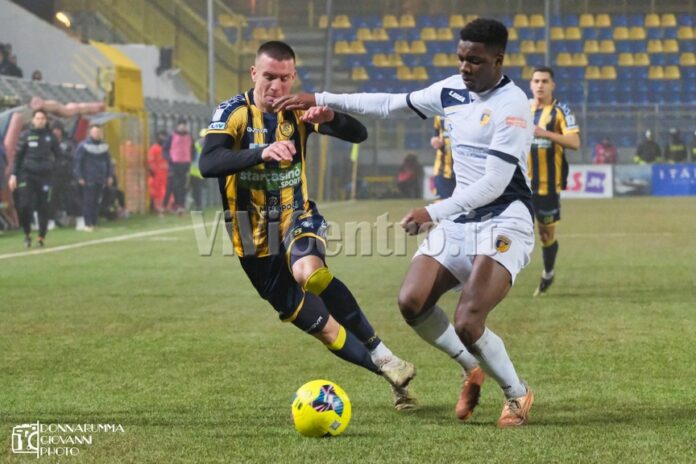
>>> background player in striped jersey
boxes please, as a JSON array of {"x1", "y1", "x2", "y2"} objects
[
  {"x1": 528, "y1": 67, "x2": 580, "y2": 296},
  {"x1": 199, "y1": 41, "x2": 416, "y2": 410},
  {"x1": 430, "y1": 116, "x2": 456, "y2": 199}
]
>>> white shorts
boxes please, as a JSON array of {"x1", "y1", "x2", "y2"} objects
[{"x1": 414, "y1": 201, "x2": 534, "y2": 287}]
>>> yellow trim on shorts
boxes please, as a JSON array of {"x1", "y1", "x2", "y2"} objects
[
  {"x1": 285, "y1": 232, "x2": 327, "y2": 271},
  {"x1": 281, "y1": 295, "x2": 305, "y2": 323}
]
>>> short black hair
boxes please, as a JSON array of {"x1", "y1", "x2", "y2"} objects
[
  {"x1": 89, "y1": 123, "x2": 102, "y2": 130},
  {"x1": 256, "y1": 40, "x2": 296, "y2": 62},
  {"x1": 459, "y1": 18, "x2": 508, "y2": 53},
  {"x1": 32, "y1": 109, "x2": 47, "y2": 117},
  {"x1": 532, "y1": 66, "x2": 555, "y2": 79}
]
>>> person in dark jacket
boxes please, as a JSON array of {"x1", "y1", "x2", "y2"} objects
[
  {"x1": 74, "y1": 124, "x2": 113, "y2": 231},
  {"x1": 8, "y1": 109, "x2": 60, "y2": 247},
  {"x1": 634, "y1": 130, "x2": 662, "y2": 164},
  {"x1": 50, "y1": 123, "x2": 77, "y2": 225}
]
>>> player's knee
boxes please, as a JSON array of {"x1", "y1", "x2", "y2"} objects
[
  {"x1": 397, "y1": 287, "x2": 426, "y2": 321},
  {"x1": 539, "y1": 228, "x2": 555, "y2": 246},
  {"x1": 302, "y1": 266, "x2": 334, "y2": 295},
  {"x1": 453, "y1": 304, "x2": 486, "y2": 347}
]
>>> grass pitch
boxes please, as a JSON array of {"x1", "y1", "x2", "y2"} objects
[{"x1": 1, "y1": 198, "x2": 695, "y2": 463}]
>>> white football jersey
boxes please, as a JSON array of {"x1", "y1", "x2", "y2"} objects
[{"x1": 406, "y1": 74, "x2": 534, "y2": 222}]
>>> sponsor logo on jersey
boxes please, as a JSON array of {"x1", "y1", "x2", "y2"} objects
[
  {"x1": 208, "y1": 121, "x2": 226, "y2": 130},
  {"x1": 238, "y1": 163, "x2": 302, "y2": 190},
  {"x1": 505, "y1": 116, "x2": 528, "y2": 128},
  {"x1": 246, "y1": 127, "x2": 268, "y2": 133}
]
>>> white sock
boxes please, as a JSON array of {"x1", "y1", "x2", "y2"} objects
[
  {"x1": 471, "y1": 327, "x2": 526, "y2": 398},
  {"x1": 369, "y1": 341, "x2": 393, "y2": 364},
  {"x1": 409, "y1": 305, "x2": 478, "y2": 372},
  {"x1": 542, "y1": 270, "x2": 554, "y2": 279}
]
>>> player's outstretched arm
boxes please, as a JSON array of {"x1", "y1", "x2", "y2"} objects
[
  {"x1": 199, "y1": 133, "x2": 295, "y2": 177},
  {"x1": 275, "y1": 91, "x2": 411, "y2": 119}
]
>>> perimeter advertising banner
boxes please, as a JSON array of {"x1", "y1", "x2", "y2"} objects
[
  {"x1": 561, "y1": 164, "x2": 614, "y2": 199},
  {"x1": 651, "y1": 163, "x2": 696, "y2": 196}
]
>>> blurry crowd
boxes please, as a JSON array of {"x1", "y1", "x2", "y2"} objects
[
  {"x1": 592, "y1": 128, "x2": 696, "y2": 165},
  {"x1": 0, "y1": 42, "x2": 42, "y2": 81}
]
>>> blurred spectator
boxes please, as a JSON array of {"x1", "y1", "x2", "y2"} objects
[
  {"x1": 692, "y1": 130, "x2": 696, "y2": 162},
  {"x1": 50, "y1": 124, "x2": 77, "y2": 226},
  {"x1": 100, "y1": 171, "x2": 126, "y2": 221},
  {"x1": 74, "y1": 125, "x2": 113, "y2": 231},
  {"x1": 634, "y1": 130, "x2": 662, "y2": 164},
  {"x1": 665, "y1": 128, "x2": 687, "y2": 163},
  {"x1": 189, "y1": 129, "x2": 205, "y2": 211},
  {"x1": 396, "y1": 153, "x2": 423, "y2": 198},
  {"x1": 31, "y1": 70, "x2": 42, "y2": 81},
  {"x1": 163, "y1": 120, "x2": 195, "y2": 213},
  {"x1": 7, "y1": 54, "x2": 23, "y2": 78},
  {"x1": 593, "y1": 137, "x2": 617, "y2": 164},
  {"x1": 147, "y1": 130, "x2": 168, "y2": 213}
]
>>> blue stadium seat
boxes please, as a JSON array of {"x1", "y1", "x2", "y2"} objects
[
  {"x1": 630, "y1": 41, "x2": 647, "y2": 53},
  {"x1": 565, "y1": 40, "x2": 584, "y2": 53},
  {"x1": 550, "y1": 15, "x2": 563, "y2": 27},
  {"x1": 613, "y1": 14, "x2": 628, "y2": 27},
  {"x1": 525, "y1": 53, "x2": 545, "y2": 66},
  {"x1": 507, "y1": 41, "x2": 521, "y2": 53},
  {"x1": 499, "y1": 15, "x2": 514, "y2": 28},
  {"x1": 596, "y1": 27, "x2": 614, "y2": 40},
  {"x1": 677, "y1": 14, "x2": 693, "y2": 26},
  {"x1": 583, "y1": 28, "x2": 599, "y2": 40},
  {"x1": 563, "y1": 14, "x2": 579, "y2": 27},
  {"x1": 662, "y1": 27, "x2": 678, "y2": 39},
  {"x1": 430, "y1": 15, "x2": 449, "y2": 28},
  {"x1": 628, "y1": 14, "x2": 644, "y2": 27},
  {"x1": 682, "y1": 41, "x2": 696, "y2": 53},
  {"x1": 517, "y1": 28, "x2": 536, "y2": 40},
  {"x1": 646, "y1": 27, "x2": 663, "y2": 39},
  {"x1": 429, "y1": 41, "x2": 454, "y2": 54}
]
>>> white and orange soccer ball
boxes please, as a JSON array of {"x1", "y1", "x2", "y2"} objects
[{"x1": 291, "y1": 380, "x2": 352, "y2": 437}]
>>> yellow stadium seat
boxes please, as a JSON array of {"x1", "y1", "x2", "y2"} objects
[
  {"x1": 508, "y1": 28, "x2": 519, "y2": 40},
  {"x1": 645, "y1": 13, "x2": 660, "y2": 28},
  {"x1": 465, "y1": 14, "x2": 479, "y2": 23},
  {"x1": 334, "y1": 40, "x2": 351, "y2": 54},
  {"x1": 565, "y1": 27, "x2": 582, "y2": 40},
  {"x1": 556, "y1": 52, "x2": 573, "y2": 66},
  {"x1": 396, "y1": 66, "x2": 413, "y2": 80},
  {"x1": 449, "y1": 14, "x2": 466, "y2": 28},
  {"x1": 629, "y1": 27, "x2": 646, "y2": 40},
  {"x1": 572, "y1": 53, "x2": 588, "y2": 66},
  {"x1": 400, "y1": 14, "x2": 416, "y2": 28},
  {"x1": 382, "y1": 14, "x2": 399, "y2": 28},
  {"x1": 663, "y1": 39, "x2": 679, "y2": 53},
  {"x1": 242, "y1": 40, "x2": 260, "y2": 55},
  {"x1": 274, "y1": 28, "x2": 286, "y2": 40},
  {"x1": 579, "y1": 14, "x2": 595, "y2": 28},
  {"x1": 648, "y1": 66, "x2": 664, "y2": 79},
  {"x1": 372, "y1": 53, "x2": 390, "y2": 67},
  {"x1": 595, "y1": 13, "x2": 611, "y2": 27},
  {"x1": 252, "y1": 27, "x2": 269, "y2": 41},
  {"x1": 530, "y1": 14, "x2": 545, "y2": 27},
  {"x1": 613, "y1": 27, "x2": 629, "y2": 40},
  {"x1": 522, "y1": 66, "x2": 535, "y2": 80},
  {"x1": 351, "y1": 67, "x2": 369, "y2": 81},
  {"x1": 349, "y1": 40, "x2": 366, "y2": 54},
  {"x1": 448, "y1": 53, "x2": 460, "y2": 66},
  {"x1": 600, "y1": 65, "x2": 617, "y2": 79},
  {"x1": 585, "y1": 66, "x2": 600, "y2": 79},
  {"x1": 550, "y1": 27, "x2": 565, "y2": 40},
  {"x1": 372, "y1": 28, "x2": 389, "y2": 41},
  {"x1": 584, "y1": 40, "x2": 599, "y2": 53},
  {"x1": 412, "y1": 66, "x2": 429, "y2": 80},
  {"x1": 514, "y1": 14, "x2": 529, "y2": 28},
  {"x1": 677, "y1": 26, "x2": 694, "y2": 40},
  {"x1": 357, "y1": 27, "x2": 373, "y2": 41},
  {"x1": 634, "y1": 53, "x2": 650, "y2": 66},
  {"x1": 421, "y1": 27, "x2": 437, "y2": 41},
  {"x1": 394, "y1": 40, "x2": 410, "y2": 54},
  {"x1": 521, "y1": 40, "x2": 536, "y2": 53},
  {"x1": 333, "y1": 15, "x2": 351, "y2": 29},
  {"x1": 318, "y1": 15, "x2": 328, "y2": 28},
  {"x1": 535, "y1": 40, "x2": 548, "y2": 53},
  {"x1": 389, "y1": 53, "x2": 404, "y2": 66},
  {"x1": 664, "y1": 65, "x2": 680, "y2": 79},
  {"x1": 437, "y1": 27, "x2": 454, "y2": 40},
  {"x1": 647, "y1": 39, "x2": 663, "y2": 53},
  {"x1": 661, "y1": 14, "x2": 676, "y2": 27},
  {"x1": 433, "y1": 53, "x2": 450, "y2": 67},
  {"x1": 507, "y1": 53, "x2": 527, "y2": 67},
  {"x1": 680, "y1": 52, "x2": 696, "y2": 66},
  {"x1": 410, "y1": 40, "x2": 427, "y2": 54},
  {"x1": 599, "y1": 39, "x2": 615, "y2": 53},
  {"x1": 618, "y1": 53, "x2": 634, "y2": 66}
]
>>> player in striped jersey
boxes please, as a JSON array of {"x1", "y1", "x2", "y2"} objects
[
  {"x1": 431, "y1": 116, "x2": 456, "y2": 199},
  {"x1": 528, "y1": 67, "x2": 580, "y2": 296},
  {"x1": 199, "y1": 41, "x2": 416, "y2": 410}
]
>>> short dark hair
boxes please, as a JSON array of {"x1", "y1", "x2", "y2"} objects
[
  {"x1": 89, "y1": 123, "x2": 102, "y2": 130},
  {"x1": 459, "y1": 18, "x2": 508, "y2": 53},
  {"x1": 256, "y1": 40, "x2": 296, "y2": 62},
  {"x1": 532, "y1": 66, "x2": 555, "y2": 79},
  {"x1": 32, "y1": 109, "x2": 47, "y2": 117}
]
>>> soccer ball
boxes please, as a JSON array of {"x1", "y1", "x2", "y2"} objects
[{"x1": 291, "y1": 379, "x2": 352, "y2": 437}]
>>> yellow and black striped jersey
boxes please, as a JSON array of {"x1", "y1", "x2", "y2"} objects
[
  {"x1": 432, "y1": 116, "x2": 454, "y2": 179},
  {"x1": 527, "y1": 99, "x2": 579, "y2": 196},
  {"x1": 206, "y1": 90, "x2": 319, "y2": 257}
]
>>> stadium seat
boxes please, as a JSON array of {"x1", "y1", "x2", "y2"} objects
[
  {"x1": 677, "y1": 26, "x2": 694, "y2": 39},
  {"x1": 661, "y1": 14, "x2": 677, "y2": 27},
  {"x1": 372, "y1": 28, "x2": 390, "y2": 41},
  {"x1": 599, "y1": 39, "x2": 616, "y2": 53},
  {"x1": 563, "y1": 14, "x2": 579, "y2": 27},
  {"x1": 333, "y1": 15, "x2": 352, "y2": 29},
  {"x1": 680, "y1": 52, "x2": 696, "y2": 66},
  {"x1": 412, "y1": 66, "x2": 429, "y2": 80},
  {"x1": 522, "y1": 66, "x2": 535, "y2": 79},
  {"x1": 634, "y1": 52, "x2": 651, "y2": 65},
  {"x1": 629, "y1": 27, "x2": 647, "y2": 40},
  {"x1": 565, "y1": 27, "x2": 582, "y2": 40},
  {"x1": 507, "y1": 53, "x2": 527, "y2": 67},
  {"x1": 664, "y1": 65, "x2": 681, "y2": 79},
  {"x1": 579, "y1": 14, "x2": 594, "y2": 28},
  {"x1": 585, "y1": 65, "x2": 600, "y2": 79},
  {"x1": 349, "y1": 40, "x2": 366, "y2": 54},
  {"x1": 508, "y1": 28, "x2": 519, "y2": 40},
  {"x1": 663, "y1": 39, "x2": 679, "y2": 53},
  {"x1": 518, "y1": 28, "x2": 536, "y2": 40},
  {"x1": 556, "y1": 52, "x2": 573, "y2": 66},
  {"x1": 513, "y1": 14, "x2": 529, "y2": 28},
  {"x1": 572, "y1": 53, "x2": 588, "y2": 66},
  {"x1": 600, "y1": 65, "x2": 617, "y2": 79},
  {"x1": 420, "y1": 27, "x2": 437, "y2": 41},
  {"x1": 618, "y1": 53, "x2": 634, "y2": 66},
  {"x1": 582, "y1": 28, "x2": 599, "y2": 40},
  {"x1": 595, "y1": 13, "x2": 612, "y2": 27},
  {"x1": 530, "y1": 14, "x2": 545, "y2": 28},
  {"x1": 356, "y1": 27, "x2": 373, "y2": 41},
  {"x1": 410, "y1": 40, "x2": 427, "y2": 54},
  {"x1": 521, "y1": 40, "x2": 536, "y2": 53},
  {"x1": 597, "y1": 27, "x2": 613, "y2": 40},
  {"x1": 394, "y1": 40, "x2": 410, "y2": 54},
  {"x1": 647, "y1": 39, "x2": 663, "y2": 53},
  {"x1": 449, "y1": 14, "x2": 466, "y2": 28},
  {"x1": 334, "y1": 40, "x2": 351, "y2": 54},
  {"x1": 584, "y1": 39, "x2": 599, "y2": 53},
  {"x1": 550, "y1": 27, "x2": 565, "y2": 40},
  {"x1": 645, "y1": 13, "x2": 660, "y2": 28},
  {"x1": 648, "y1": 66, "x2": 664, "y2": 79},
  {"x1": 318, "y1": 15, "x2": 328, "y2": 28},
  {"x1": 400, "y1": 14, "x2": 416, "y2": 28},
  {"x1": 535, "y1": 40, "x2": 548, "y2": 53},
  {"x1": 677, "y1": 13, "x2": 693, "y2": 26},
  {"x1": 351, "y1": 66, "x2": 369, "y2": 81},
  {"x1": 613, "y1": 27, "x2": 629, "y2": 40},
  {"x1": 382, "y1": 15, "x2": 399, "y2": 28},
  {"x1": 646, "y1": 27, "x2": 663, "y2": 39},
  {"x1": 252, "y1": 27, "x2": 269, "y2": 41},
  {"x1": 437, "y1": 28, "x2": 454, "y2": 40},
  {"x1": 396, "y1": 66, "x2": 412, "y2": 80}
]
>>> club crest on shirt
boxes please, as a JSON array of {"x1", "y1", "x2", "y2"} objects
[
  {"x1": 480, "y1": 110, "x2": 492, "y2": 126},
  {"x1": 279, "y1": 121, "x2": 294, "y2": 138},
  {"x1": 495, "y1": 235, "x2": 511, "y2": 253}
]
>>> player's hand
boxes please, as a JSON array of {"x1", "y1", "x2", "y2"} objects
[
  {"x1": 300, "y1": 106, "x2": 335, "y2": 124},
  {"x1": 8, "y1": 174, "x2": 17, "y2": 192},
  {"x1": 430, "y1": 137, "x2": 444, "y2": 149},
  {"x1": 78, "y1": 178, "x2": 86, "y2": 186},
  {"x1": 533, "y1": 126, "x2": 547, "y2": 138},
  {"x1": 273, "y1": 93, "x2": 317, "y2": 112},
  {"x1": 400, "y1": 207, "x2": 434, "y2": 236},
  {"x1": 261, "y1": 141, "x2": 296, "y2": 162}
]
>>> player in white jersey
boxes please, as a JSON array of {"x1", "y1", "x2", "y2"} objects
[{"x1": 274, "y1": 18, "x2": 535, "y2": 427}]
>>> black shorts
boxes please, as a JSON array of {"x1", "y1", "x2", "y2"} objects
[
  {"x1": 239, "y1": 203, "x2": 328, "y2": 319},
  {"x1": 434, "y1": 175, "x2": 456, "y2": 199},
  {"x1": 532, "y1": 193, "x2": 561, "y2": 225}
]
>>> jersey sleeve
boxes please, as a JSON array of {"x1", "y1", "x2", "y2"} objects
[
  {"x1": 207, "y1": 96, "x2": 248, "y2": 141},
  {"x1": 488, "y1": 99, "x2": 534, "y2": 163},
  {"x1": 558, "y1": 103, "x2": 580, "y2": 134},
  {"x1": 405, "y1": 79, "x2": 447, "y2": 119}
]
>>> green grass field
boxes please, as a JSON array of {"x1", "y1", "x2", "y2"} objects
[{"x1": 1, "y1": 197, "x2": 695, "y2": 463}]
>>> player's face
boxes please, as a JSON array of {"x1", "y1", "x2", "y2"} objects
[
  {"x1": 32, "y1": 112, "x2": 47, "y2": 130},
  {"x1": 530, "y1": 72, "x2": 555, "y2": 101},
  {"x1": 457, "y1": 40, "x2": 503, "y2": 93},
  {"x1": 89, "y1": 126, "x2": 103, "y2": 141},
  {"x1": 251, "y1": 54, "x2": 296, "y2": 111}
]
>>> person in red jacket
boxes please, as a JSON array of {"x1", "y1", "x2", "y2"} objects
[
  {"x1": 593, "y1": 137, "x2": 617, "y2": 164},
  {"x1": 147, "y1": 130, "x2": 168, "y2": 213}
]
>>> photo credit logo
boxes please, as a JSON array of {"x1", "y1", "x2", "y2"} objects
[{"x1": 11, "y1": 422, "x2": 125, "y2": 458}]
